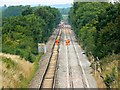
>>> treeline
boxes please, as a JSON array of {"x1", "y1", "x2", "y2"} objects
[
  {"x1": 59, "y1": 8, "x2": 70, "y2": 15},
  {"x1": 68, "y1": 2, "x2": 120, "y2": 88},
  {"x1": 2, "y1": 5, "x2": 61, "y2": 62},
  {"x1": 69, "y1": 2, "x2": 120, "y2": 59},
  {"x1": 2, "y1": 5, "x2": 25, "y2": 18}
]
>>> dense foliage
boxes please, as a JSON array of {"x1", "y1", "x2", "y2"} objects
[
  {"x1": 2, "y1": 6, "x2": 61, "y2": 62},
  {"x1": 68, "y1": 2, "x2": 120, "y2": 88},
  {"x1": 68, "y1": 2, "x2": 120, "y2": 59},
  {"x1": 2, "y1": 5, "x2": 26, "y2": 18}
]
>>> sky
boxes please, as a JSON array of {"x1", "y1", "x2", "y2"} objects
[{"x1": 0, "y1": 0, "x2": 73, "y2": 6}]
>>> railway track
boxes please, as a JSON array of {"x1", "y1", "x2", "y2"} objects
[
  {"x1": 39, "y1": 28, "x2": 61, "y2": 89},
  {"x1": 64, "y1": 25, "x2": 90, "y2": 88},
  {"x1": 39, "y1": 24, "x2": 90, "y2": 89},
  {"x1": 70, "y1": 32, "x2": 90, "y2": 88}
]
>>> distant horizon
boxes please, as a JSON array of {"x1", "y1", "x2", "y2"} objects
[
  {"x1": 0, "y1": 0, "x2": 73, "y2": 7},
  {"x1": 1, "y1": 0, "x2": 118, "y2": 7},
  {"x1": 0, "y1": 3, "x2": 72, "y2": 7}
]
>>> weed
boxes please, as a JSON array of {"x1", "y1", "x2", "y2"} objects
[{"x1": 1, "y1": 57, "x2": 17, "y2": 69}]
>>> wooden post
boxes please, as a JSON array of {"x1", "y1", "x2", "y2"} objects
[{"x1": 95, "y1": 62, "x2": 96, "y2": 77}]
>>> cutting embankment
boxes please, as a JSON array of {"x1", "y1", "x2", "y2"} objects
[
  {"x1": 0, "y1": 53, "x2": 34, "y2": 88},
  {"x1": 1, "y1": 5, "x2": 61, "y2": 88}
]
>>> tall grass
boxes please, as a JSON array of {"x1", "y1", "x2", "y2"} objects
[
  {"x1": 20, "y1": 53, "x2": 43, "y2": 88},
  {"x1": 1, "y1": 52, "x2": 43, "y2": 88}
]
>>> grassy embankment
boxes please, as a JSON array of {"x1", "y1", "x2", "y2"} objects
[
  {"x1": 0, "y1": 52, "x2": 43, "y2": 88},
  {"x1": 89, "y1": 54, "x2": 120, "y2": 88}
]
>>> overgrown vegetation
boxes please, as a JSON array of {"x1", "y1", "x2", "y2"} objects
[
  {"x1": 68, "y1": 2, "x2": 120, "y2": 88},
  {"x1": 100, "y1": 54, "x2": 120, "y2": 88},
  {"x1": 2, "y1": 5, "x2": 61, "y2": 63},
  {"x1": 1, "y1": 53, "x2": 43, "y2": 88},
  {"x1": 20, "y1": 53, "x2": 43, "y2": 87}
]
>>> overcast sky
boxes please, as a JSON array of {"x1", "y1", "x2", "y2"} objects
[{"x1": 0, "y1": 0, "x2": 73, "y2": 6}]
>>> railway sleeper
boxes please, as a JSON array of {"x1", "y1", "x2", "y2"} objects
[
  {"x1": 50, "y1": 61, "x2": 56, "y2": 65},
  {"x1": 53, "y1": 47, "x2": 58, "y2": 49},
  {"x1": 45, "y1": 72, "x2": 55, "y2": 79},
  {"x1": 50, "y1": 58, "x2": 56, "y2": 61},
  {"x1": 47, "y1": 66, "x2": 56, "y2": 71},
  {"x1": 41, "y1": 79, "x2": 53, "y2": 88},
  {"x1": 49, "y1": 63, "x2": 56, "y2": 68},
  {"x1": 53, "y1": 48, "x2": 58, "y2": 51},
  {"x1": 52, "y1": 51, "x2": 58, "y2": 56},
  {"x1": 53, "y1": 51, "x2": 58, "y2": 53},
  {"x1": 51, "y1": 56, "x2": 57, "y2": 59},
  {"x1": 51, "y1": 56, "x2": 57, "y2": 60},
  {"x1": 46, "y1": 70, "x2": 55, "y2": 75}
]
